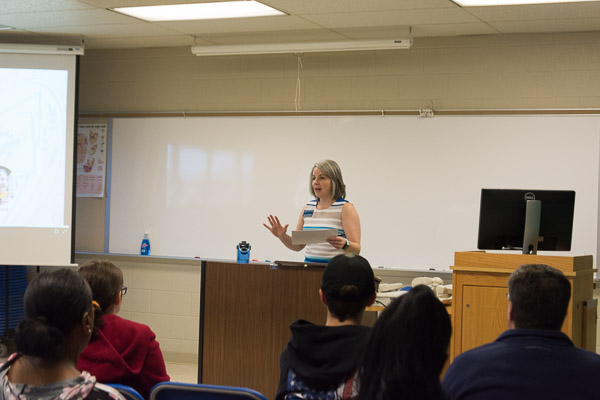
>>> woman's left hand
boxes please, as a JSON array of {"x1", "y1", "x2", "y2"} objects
[
  {"x1": 327, "y1": 236, "x2": 346, "y2": 250},
  {"x1": 339, "y1": 202, "x2": 361, "y2": 254}
]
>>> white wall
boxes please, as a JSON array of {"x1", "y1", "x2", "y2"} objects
[
  {"x1": 77, "y1": 32, "x2": 600, "y2": 253},
  {"x1": 108, "y1": 115, "x2": 600, "y2": 270}
]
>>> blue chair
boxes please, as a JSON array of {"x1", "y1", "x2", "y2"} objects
[
  {"x1": 106, "y1": 383, "x2": 145, "y2": 400},
  {"x1": 150, "y1": 382, "x2": 267, "y2": 400}
]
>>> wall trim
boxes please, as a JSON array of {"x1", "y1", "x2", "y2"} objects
[{"x1": 79, "y1": 109, "x2": 600, "y2": 119}]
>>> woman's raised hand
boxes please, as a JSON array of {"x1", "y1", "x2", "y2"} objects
[{"x1": 263, "y1": 215, "x2": 289, "y2": 238}]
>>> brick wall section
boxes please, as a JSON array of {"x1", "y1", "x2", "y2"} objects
[{"x1": 78, "y1": 32, "x2": 600, "y2": 113}]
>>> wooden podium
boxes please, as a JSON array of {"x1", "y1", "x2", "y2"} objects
[
  {"x1": 451, "y1": 251, "x2": 596, "y2": 361},
  {"x1": 198, "y1": 260, "x2": 327, "y2": 400}
]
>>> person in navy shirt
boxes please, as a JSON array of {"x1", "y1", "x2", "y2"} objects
[{"x1": 442, "y1": 264, "x2": 600, "y2": 400}]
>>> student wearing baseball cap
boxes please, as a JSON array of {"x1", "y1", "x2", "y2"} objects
[{"x1": 275, "y1": 253, "x2": 376, "y2": 400}]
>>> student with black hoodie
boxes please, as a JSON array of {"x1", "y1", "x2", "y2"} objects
[{"x1": 275, "y1": 253, "x2": 376, "y2": 400}]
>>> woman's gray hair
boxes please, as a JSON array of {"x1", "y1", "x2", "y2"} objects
[{"x1": 309, "y1": 159, "x2": 346, "y2": 200}]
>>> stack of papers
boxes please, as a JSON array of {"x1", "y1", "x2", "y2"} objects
[{"x1": 291, "y1": 229, "x2": 337, "y2": 245}]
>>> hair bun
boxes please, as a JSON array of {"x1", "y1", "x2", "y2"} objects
[
  {"x1": 337, "y1": 284, "x2": 361, "y2": 299},
  {"x1": 15, "y1": 318, "x2": 65, "y2": 359}
]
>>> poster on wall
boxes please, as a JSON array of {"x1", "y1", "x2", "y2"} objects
[{"x1": 76, "y1": 124, "x2": 107, "y2": 197}]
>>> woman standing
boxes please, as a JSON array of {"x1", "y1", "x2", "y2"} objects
[{"x1": 264, "y1": 159, "x2": 361, "y2": 263}]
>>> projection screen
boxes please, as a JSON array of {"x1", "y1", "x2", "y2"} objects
[{"x1": 0, "y1": 45, "x2": 80, "y2": 266}]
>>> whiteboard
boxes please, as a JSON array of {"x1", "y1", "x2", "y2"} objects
[{"x1": 109, "y1": 115, "x2": 600, "y2": 269}]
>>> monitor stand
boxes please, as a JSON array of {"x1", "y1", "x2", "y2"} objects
[{"x1": 522, "y1": 199, "x2": 541, "y2": 255}]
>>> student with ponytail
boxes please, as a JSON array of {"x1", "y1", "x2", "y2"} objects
[
  {"x1": 77, "y1": 260, "x2": 169, "y2": 400},
  {"x1": 0, "y1": 268, "x2": 124, "y2": 400}
]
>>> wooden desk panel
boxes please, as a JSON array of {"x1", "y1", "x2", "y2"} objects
[
  {"x1": 451, "y1": 252, "x2": 595, "y2": 361},
  {"x1": 199, "y1": 261, "x2": 327, "y2": 400}
]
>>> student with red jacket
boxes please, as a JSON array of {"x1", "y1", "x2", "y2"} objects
[{"x1": 77, "y1": 260, "x2": 170, "y2": 399}]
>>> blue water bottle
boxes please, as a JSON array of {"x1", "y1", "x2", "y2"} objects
[
  {"x1": 237, "y1": 241, "x2": 250, "y2": 263},
  {"x1": 140, "y1": 231, "x2": 150, "y2": 255}
]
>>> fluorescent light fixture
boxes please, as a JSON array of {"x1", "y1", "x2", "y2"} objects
[
  {"x1": 0, "y1": 43, "x2": 84, "y2": 55},
  {"x1": 112, "y1": 1, "x2": 285, "y2": 22},
  {"x1": 454, "y1": 0, "x2": 600, "y2": 5},
  {"x1": 191, "y1": 39, "x2": 412, "y2": 56}
]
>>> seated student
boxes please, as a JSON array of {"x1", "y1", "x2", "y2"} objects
[
  {"x1": 356, "y1": 284, "x2": 452, "y2": 400},
  {"x1": 442, "y1": 264, "x2": 600, "y2": 400},
  {"x1": 0, "y1": 268, "x2": 124, "y2": 400},
  {"x1": 77, "y1": 260, "x2": 169, "y2": 400},
  {"x1": 276, "y1": 253, "x2": 377, "y2": 400}
]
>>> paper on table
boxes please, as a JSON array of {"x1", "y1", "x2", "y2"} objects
[{"x1": 292, "y1": 229, "x2": 337, "y2": 245}]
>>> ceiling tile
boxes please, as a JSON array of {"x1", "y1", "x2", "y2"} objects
[
  {"x1": 491, "y1": 18, "x2": 600, "y2": 34},
  {"x1": 411, "y1": 23, "x2": 500, "y2": 38},
  {"x1": 78, "y1": 0, "x2": 232, "y2": 7},
  {"x1": 198, "y1": 29, "x2": 347, "y2": 44},
  {"x1": 464, "y1": 3, "x2": 600, "y2": 21},
  {"x1": 0, "y1": 9, "x2": 136, "y2": 28},
  {"x1": 83, "y1": 35, "x2": 194, "y2": 49},
  {"x1": 29, "y1": 22, "x2": 181, "y2": 37},
  {"x1": 334, "y1": 23, "x2": 497, "y2": 39},
  {"x1": 302, "y1": 8, "x2": 480, "y2": 28},
  {"x1": 0, "y1": 0, "x2": 93, "y2": 13},
  {"x1": 157, "y1": 15, "x2": 320, "y2": 34},
  {"x1": 332, "y1": 26, "x2": 413, "y2": 39},
  {"x1": 262, "y1": 0, "x2": 457, "y2": 14}
]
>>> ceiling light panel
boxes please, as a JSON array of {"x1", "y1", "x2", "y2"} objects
[
  {"x1": 454, "y1": 0, "x2": 600, "y2": 5},
  {"x1": 112, "y1": 1, "x2": 286, "y2": 22}
]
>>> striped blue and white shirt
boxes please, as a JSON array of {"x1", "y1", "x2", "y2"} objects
[{"x1": 303, "y1": 198, "x2": 348, "y2": 263}]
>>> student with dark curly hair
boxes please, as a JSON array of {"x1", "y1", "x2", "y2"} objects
[{"x1": 0, "y1": 268, "x2": 124, "y2": 400}]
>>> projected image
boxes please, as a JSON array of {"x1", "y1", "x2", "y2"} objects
[
  {"x1": 0, "y1": 68, "x2": 68, "y2": 228},
  {"x1": 0, "y1": 166, "x2": 10, "y2": 205}
]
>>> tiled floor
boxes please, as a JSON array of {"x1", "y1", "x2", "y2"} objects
[{"x1": 165, "y1": 362, "x2": 198, "y2": 384}]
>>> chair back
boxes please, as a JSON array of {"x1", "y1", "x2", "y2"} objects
[
  {"x1": 106, "y1": 383, "x2": 145, "y2": 400},
  {"x1": 150, "y1": 382, "x2": 267, "y2": 400}
]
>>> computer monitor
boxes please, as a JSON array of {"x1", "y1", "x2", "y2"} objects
[{"x1": 477, "y1": 189, "x2": 575, "y2": 255}]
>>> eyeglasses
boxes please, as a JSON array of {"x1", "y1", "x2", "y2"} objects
[{"x1": 120, "y1": 286, "x2": 128, "y2": 296}]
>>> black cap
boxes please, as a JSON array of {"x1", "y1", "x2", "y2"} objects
[{"x1": 321, "y1": 254, "x2": 375, "y2": 300}]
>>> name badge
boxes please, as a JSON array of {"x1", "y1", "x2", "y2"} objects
[{"x1": 303, "y1": 209, "x2": 314, "y2": 218}]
